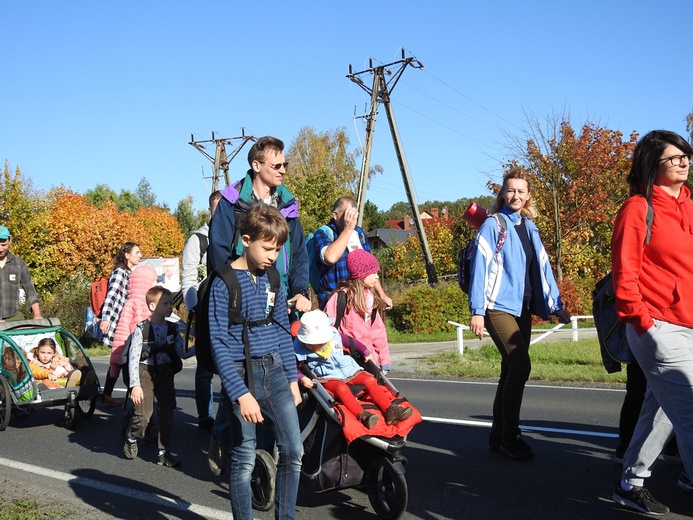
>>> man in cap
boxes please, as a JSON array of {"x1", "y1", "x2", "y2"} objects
[{"x1": 0, "y1": 225, "x2": 42, "y2": 321}]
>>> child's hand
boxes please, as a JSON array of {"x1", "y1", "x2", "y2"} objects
[
  {"x1": 131, "y1": 386, "x2": 144, "y2": 406},
  {"x1": 237, "y1": 393, "x2": 263, "y2": 423},
  {"x1": 48, "y1": 374, "x2": 57, "y2": 381},
  {"x1": 290, "y1": 381, "x2": 302, "y2": 407},
  {"x1": 300, "y1": 377, "x2": 315, "y2": 389},
  {"x1": 364, "y1": 354, "x2": 374, "y2": 363}
]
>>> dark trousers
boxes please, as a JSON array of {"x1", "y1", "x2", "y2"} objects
[
  {"x1": 127, "y1": 363, "x2": 175, "y2": 452},
  {"x1": 485, "y1": 307, "x2": 532, "y2": 443}
]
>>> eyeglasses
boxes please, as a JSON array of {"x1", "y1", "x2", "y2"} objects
[
  {"x1": 262, "y1": 161, "x2": 289, "y2": 171},
  {"x1": 660, "y1": 154, "x2": 691, "y2": 167}
]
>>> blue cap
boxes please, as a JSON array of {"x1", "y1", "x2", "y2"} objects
[{"x1": 0, "y1": 226, "x2": 10, "y2": 240}]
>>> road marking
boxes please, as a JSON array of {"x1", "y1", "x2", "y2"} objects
[
  {"x1": 421, "y1": 416, "x2": 618, "y2": 438},
  {"x1": 0, "y1": 456, "x2": 232, "y2": 519},
  {"x1": 390, "y1": 377, "x2": 625, "y2": 392}
]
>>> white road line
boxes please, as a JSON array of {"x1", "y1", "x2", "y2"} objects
[
  {"x1": 0, "y1": 456, "x2": 232, "y2": 520},
  {"x1": 390, "y1": 377, "x2": 626, "y2": 392},
  {"x1": 421, "y1": 416, "x2": 618, "y2": 439}
]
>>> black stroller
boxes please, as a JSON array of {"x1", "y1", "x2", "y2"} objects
[{"x1": 251, "y1": 353, "x2": 419, "y2": 520}]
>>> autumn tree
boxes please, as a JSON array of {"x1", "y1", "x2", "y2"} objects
[
  {"x1": 504, "y1": 116, "x2": 637, "y2": 280},
  {"x1": 284, "y1": 126, "x2": 382, "y2": 233}
]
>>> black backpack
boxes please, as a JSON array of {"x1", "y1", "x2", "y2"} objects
[
  {"x1": 594, "y1": 198, "x2": 653, "y2": 372},
  {"x1": 457, "y1": 214, "x2": 508, "y2": 294},
  {"x1": 120, "y1": 320, "x2": 182, "y2": 386},
  {"x1": 189, "y1": 264, "x2": 281, "y2": 380}
]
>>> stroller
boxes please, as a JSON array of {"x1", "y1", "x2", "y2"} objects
[
  {"x1": 0, "y1": 318, "x2": 100, "y2": 431},
  {"x1": 251, "y1": 346, "x2": 420, "y2": 520}
]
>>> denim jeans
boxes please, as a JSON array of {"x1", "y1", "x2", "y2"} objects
[
  {"x1": 227, "y1": 352, "x2": 302, "y2": 520},
  {"x1": 195, "y1": 365, "x2": 215, "y2": 420}
]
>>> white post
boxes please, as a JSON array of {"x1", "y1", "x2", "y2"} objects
[
  {"x1": 572, "y1": 316, "x2": 579, "y2": 342},
  {"x1": 447, "y1": 321, "x2": 466, "y2": 355}
]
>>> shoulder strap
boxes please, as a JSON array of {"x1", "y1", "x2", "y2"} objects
[
  {"x1": 493, "y1": 214, "x2": 508, "y2": 253},
  {"x1": 195, "y1": 232, "x2": 208, "y2": 264},
  {"x1": 644, "y1": 198, "x2": 654, "y2": 244},
  {"x1": 335, "y1": 290, "x2": 347, "y2": 330}
]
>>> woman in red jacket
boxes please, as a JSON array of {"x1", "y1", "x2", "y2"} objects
[{"x1": 611, "y1": 130, "x2": 693, "y2": 515}]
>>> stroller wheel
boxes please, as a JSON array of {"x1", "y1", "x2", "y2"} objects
[
  {"x1": 251, "y1": 449, "x2": 276, "y2": 511},
  {"x1": 365, "y1": 457, "x2": 408, "y2": 520},
  {"x1": 0, "y1": 375, "x2": 11, "y2": 431},
  {"x1": 77, "y1": 396, "x2": 97, "y2": 418},
  {"x1": 63, "y1": 392, "x2": 79, "y2": 430}
]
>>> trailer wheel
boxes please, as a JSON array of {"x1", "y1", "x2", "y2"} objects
[
  {"x1": 0, "y1": 375, "x2": 11, "y2": 431},
  {"x1": 365, "y1": 457, "x2": 408, "y2": 520},
  {"x1": 77, "y1": 396, "x2": 96, "y2": 418},
  {"x1": 251, "y1": 449, "x2": 276, "y2": 511}
]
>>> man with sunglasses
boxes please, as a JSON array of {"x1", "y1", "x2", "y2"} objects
[
  {"x1": 0, "y1": 225, "x2": 42, "y2": 321},
  {"x1": 206, "y1": 136, "x2": 310, "y2": 478}
]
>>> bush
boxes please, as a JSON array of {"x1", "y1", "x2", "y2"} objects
[
  {"x1": 41, "y1": 271, "x2": 91, "y2": 338},
  {"x1": 389, "y1": 281, "x2": 469, "y2": 334}
]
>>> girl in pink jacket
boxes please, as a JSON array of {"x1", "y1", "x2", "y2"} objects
[
  {"x1": 324, "y1": 249, "x2": 391, "y2": 372},
  {"x1": 109, "y1": 265, "x2": 158, "y2": 386}
]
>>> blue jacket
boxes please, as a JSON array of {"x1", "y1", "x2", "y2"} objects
[
  {"x1": 468, "y1": 205, "x2": 563, "y2": 320},
  {"x1": 208, "y1": 171, "x2": 309, "y2": 298}
]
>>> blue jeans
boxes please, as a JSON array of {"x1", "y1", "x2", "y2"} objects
[
  {"x1": 227, "y1": 352, "x2": 302, "y2": 520},
  {"x1": 195, "y1": 365, "x2": 215, "y2": 420},
  {"x1": 623, "y1": 321, "x2": 693, "y2": 486}
]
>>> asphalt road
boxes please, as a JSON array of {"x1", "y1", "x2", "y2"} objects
[{"x1": 1, "y1": 352, "x2": 691, "y2": 520}]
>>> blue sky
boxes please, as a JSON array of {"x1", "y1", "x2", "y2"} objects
[{"x1": 2, "y1": 1, "x2": 692, "y2": 214}]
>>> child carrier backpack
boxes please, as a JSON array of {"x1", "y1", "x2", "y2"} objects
[
  {"x1": 457, "y1": 214, "x2": 508, "y2": 294},
  {"x1": 190, "y1": 264, "x2": 281, "y2": 380},
  {"x1": 593, "y1": 198, "x2": 653, "y2": 371},
  {"x1": 89, "y1": 275, "x2": 109, "y2": 318},
  {"x1": 305, "y1": 225, "x2": 333, "y2": 292}
]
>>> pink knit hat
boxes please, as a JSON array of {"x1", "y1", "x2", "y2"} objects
[{"x1": 346, "y1": 249, "x2": 380, "y2": 280}]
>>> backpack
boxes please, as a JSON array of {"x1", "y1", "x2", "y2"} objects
[
  {"x1": 457, "y1": 214, "x2": 508, "y2": 294},
  {"x1": 594, "y1": 198, "x2": 654, "y2": 371},
  {"x1": 119, "y1": 320, "x2": 182, "y2": 385},
  {"x1": 189, "y1": 264, "x2": 282, "y2": 380},
  {"x1": 89, "y1": 276, "x2": 109, "y2": 318},
  {"x1": 306, "y1": 225, "x2": 333, "y2": 291},
  {"x1": 332, "y1": 290, "x2": 376, "y2": 331},
  {"x1": 195, "y1": 232, "x2": 208, "y2": 265}
]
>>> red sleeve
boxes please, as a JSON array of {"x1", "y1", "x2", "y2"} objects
[{"x1": 611, "y1": 197, "x2": 653, "y2": 336}]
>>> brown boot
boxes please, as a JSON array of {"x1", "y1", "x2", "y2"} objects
[
  {"x1": 384, "y1": 404, "x2": 413, "y2": 425},
  {"x1": 358, "y1": 411, "x2": 380, "y2": 429}
]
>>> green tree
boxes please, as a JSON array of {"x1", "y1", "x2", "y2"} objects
[
  {"x1": 86, "y1": 183, "x2": 118, "y2": 207},
  {"x1": 117, "y1": 189, "x2": 142, "y2": 213},
  {"x1": 362, "y1": 200, "x2": 386, "y2": 231},
  {"x1": 686, "y1": 108, "x2": 693, "y2": 143},
  {"x1": 173, "y1": 195, "x2": 197, "y2": 238},
  {"x1": 136, "y1": 177, "x2": 157, "y2": 208}
]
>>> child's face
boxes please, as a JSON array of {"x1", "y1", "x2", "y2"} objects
[
  {"x1": 36, "y1": 345, "x2": 55, "y2": 364},
  {"x1": 305, "y1": 342, "x2": 328, "y2": 352},
  {"x1": 242, "y1": 236, "x2": 281, "y2": 271},
  {"x1": 363, "y1": 272, "x2": 379, "y2": 288},
  {"x1": 151, "y1": 294, "x2": 173, "y2": 318}
]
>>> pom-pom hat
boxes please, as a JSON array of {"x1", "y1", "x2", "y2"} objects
[
  {"x1": 347, "y1": 249, "x2": 380, "y2": 280},
  {"x1": 297, "y1": 310, "x2": 334, "y2": 345}
]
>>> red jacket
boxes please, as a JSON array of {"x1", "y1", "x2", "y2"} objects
[{"x1": 612, "y1": 185, "x2": 693, "y2": 335}]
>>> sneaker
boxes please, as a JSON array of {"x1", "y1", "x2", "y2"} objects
[
  {"x1": 123, "y1": 439, "x2": 138, "y2": 460},
  {"x1": 358, "y1": 411, "x2": 380, "y2": 429},
  {"x1": 198, "y1": 416, "x2": 214, "y2": 433},
  {"x1": 102, "y1": 395, "x2": 121, "y2": 406},
  {"x1": 384, "y1": 404, "x2": 413, "y2": 425},
  {"x1": 157, "y1": 451, "x2": 181, "y2": 468},
  {"x1": 65, "y1": 370, "x2": 82, "y2": 387},
  {"x1": 677, "y1": 471, "x2": 693, "y2": 493},
  {"x1": 208, "y1": 435, "x2": 227, "y2": 476},
  {"x1": 500, "y1": 436, "x2": 534, "y2": 460},
  {"x1": 612, "y1": 484, "x2": 669, "y2": 515}
]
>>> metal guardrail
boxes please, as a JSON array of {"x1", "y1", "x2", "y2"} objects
[{"x1": 447, "y1": 315, "x2": 595, "y2": 355}]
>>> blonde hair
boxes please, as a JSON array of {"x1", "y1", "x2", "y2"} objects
[
  {"x1": 490, "y1": 166, "x2": 537, "y2": 219},
  {"x1": 334, "y1": 279, "x2": 385, "y2": 320}
]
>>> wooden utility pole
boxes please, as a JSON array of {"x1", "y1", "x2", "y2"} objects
[
  {"x1": 189, "y1": 130, "x2": 255, "y2": 191},
  {"x1": 347, "y1": 50, "x2": 438, "y2": 285}
]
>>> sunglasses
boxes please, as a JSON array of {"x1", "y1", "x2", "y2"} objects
[{"x1": 262, "y1": 161, "x2": 289, "y2": 171}]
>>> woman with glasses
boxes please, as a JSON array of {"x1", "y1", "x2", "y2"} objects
[
  {"x1": 611, "y1": 130, "x2": 693, "y2": 515},
  {"x1": 468, "y1": 167, "x2": 571, "y2": 461}
]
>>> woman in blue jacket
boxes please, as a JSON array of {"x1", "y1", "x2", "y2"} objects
[{"x1": 469, "y1": 168, "x2": 570, "y2": 460}]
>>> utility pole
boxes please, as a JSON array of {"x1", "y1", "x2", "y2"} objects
[
  {"x1": 347, "y1": 50, "x2": 438, "y2": 285},
  {"x1": 189, "y1": 130, "x2": 255, "y2": 191}
]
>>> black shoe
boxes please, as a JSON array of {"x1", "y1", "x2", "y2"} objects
[
  {"x1": 500, "y1": 436, "x2": 534, "y2": 460},
  {"x1": 489, "y1": 434, "x2": 502, "y2": 452},
  {"x1": 198, "y1": 416, "x2": 214, "y2": 432},
  {"x1": 612, "y1": 483, "x2": 669, "y2": 515},
  {"x1": 157, "y1": 451, "x2": 181, "y2": 468}
]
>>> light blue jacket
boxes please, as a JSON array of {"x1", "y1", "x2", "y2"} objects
[{"x1": 468, "y1": 205, "x2": 563, "y2": 320}]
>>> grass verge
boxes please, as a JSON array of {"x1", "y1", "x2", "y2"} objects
[{"x1": 420, "y1": 338, "x2": 627, "y2": 384}]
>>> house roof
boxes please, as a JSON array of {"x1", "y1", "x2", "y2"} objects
[{"x1": 367, "y1": 228, "x2": 416, "y2": 247}]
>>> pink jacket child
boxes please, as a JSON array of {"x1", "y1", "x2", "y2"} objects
[
  {"x1": 109, "y1": 265, "x2": 158, "y2": 371},
  {"x1": 324, "y1": 249, "x2": 391, "y2": 372}
]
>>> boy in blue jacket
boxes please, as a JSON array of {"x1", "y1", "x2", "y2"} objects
[{"x1": 209, "y1": 203, "x2": 302, "y2": 520}]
